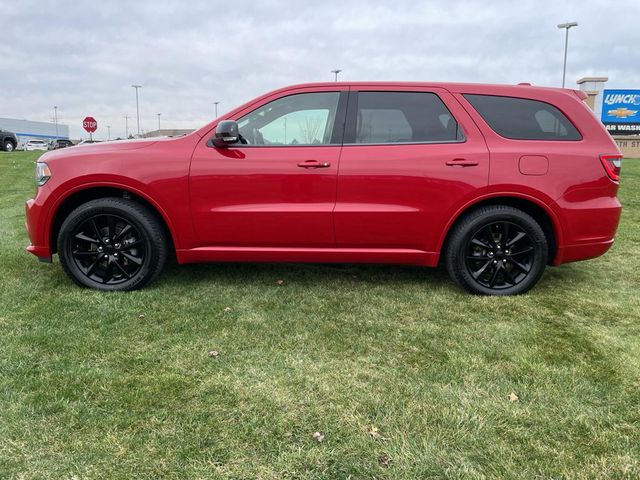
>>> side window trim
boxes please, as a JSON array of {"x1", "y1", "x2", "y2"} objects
[
  {"x1": 224, "y1": 91, "x2": 349, "y2": 148},
  {"x1": 343, "y1": 90, "x2": 466, "y2": 146}
]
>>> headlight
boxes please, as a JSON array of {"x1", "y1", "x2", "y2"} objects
[{"x1": 35, "y1": 162, "x2": 52, "y2": 186}]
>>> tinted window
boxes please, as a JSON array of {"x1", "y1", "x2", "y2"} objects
[
  {"x1": 351, "y1": 92, "x2": 463, "y2": 144},
  {"x1": 464, "y1": 94, "x2": 581, "y2": 140},
  {"x1": 237, "y1": 92, "x2": 340, "y2": 145}
]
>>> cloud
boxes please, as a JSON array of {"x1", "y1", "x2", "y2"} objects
[{"x1": 1, "y1": 0, "x2": 639, "y2": 139}]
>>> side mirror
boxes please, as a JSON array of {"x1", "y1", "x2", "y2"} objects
[{"x1": 211, "y1": 120, "x2": 240, "y2": 148}]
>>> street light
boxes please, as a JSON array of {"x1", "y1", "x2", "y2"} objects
[
  {"x1": 53, "y1": 106, "x2": 58, "y2": 140},
  {"x1": 124, "y1": 115, "x2": 130, "y2": 138},
  {"x1": 131, "y1": 84, "x2": 142, "y2": 136},
  {"x1": 331, "y1": 69, "x2": 342, "y2": 82},
  {"x1": 106, "y1": 125, "x2": 111, "y2": 140},
  {"x1": 157, "y1": 113, "x2": 162, "y2": 131},
  {"x1": 213, "y1": 101, "x2": 219, "y2": 118},
  {"x1": 557, "y1": 22, "x2": 578, "y2": 88}
]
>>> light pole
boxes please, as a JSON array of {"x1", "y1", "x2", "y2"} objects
[
  {"x1": 157, "y1": 113, "x2": 162, "y2": 131},
  {"x1": 213, "y1": 101, "x2": 219, "y2": 118},
  {"x1": 131, "y1": 84, "x2": 142, "y2": 136},
  {"x1": 557, "y1": 22, "x2": 578, "y2": 88},
  {"x1": 53, "y1": 106, "x2": 59, "y2": 140},
  {"x1": 124, "y1": 115, "x2": 130, "y2": 138},
  {"x1": 331, "y1": 69, "x2": 342, "y2": 82},
  {"x1": 107, "y1": 125, "x2": 111, "y2": 140}
]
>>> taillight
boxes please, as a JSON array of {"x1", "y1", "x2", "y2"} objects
[{"x1": 599, "y1": 154, "x2": 623, "y2": 182}]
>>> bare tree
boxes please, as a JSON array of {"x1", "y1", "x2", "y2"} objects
[{"x1": 298, "y1": 116, "x2": 324, "y2": 144}]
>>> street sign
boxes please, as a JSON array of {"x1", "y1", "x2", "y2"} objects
[
  {"x1": 82, "y1": 116, "x2": 98, "y2": 133},
  {"x1": 601, "y1": 89, "x2": 640, "y2": 135}
]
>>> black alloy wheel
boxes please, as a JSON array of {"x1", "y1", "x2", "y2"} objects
[
  {"x1": 445, "y1": 205, "x2": 548, "y2": 295},
  {"x1": 58, "y1": 198, "x2": 167, "y2": 291}
]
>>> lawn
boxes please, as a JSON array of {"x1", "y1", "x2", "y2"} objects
[{"x1": 1, "y1": 151, "x2": 639, "y2": 479}]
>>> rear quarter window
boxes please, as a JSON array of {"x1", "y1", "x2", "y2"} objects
[{"x1": 464, "y1": 94, "x2": 581, "y2": 141}]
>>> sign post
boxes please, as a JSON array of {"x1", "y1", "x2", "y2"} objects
[
  {"x1": 82, "y1": 116, "x2": 98, "y2": 141},
  {"x1": 601, "y1": 90, "x2": 640, "y2": 135}
]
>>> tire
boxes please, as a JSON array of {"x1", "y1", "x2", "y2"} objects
[
  {"x1": 57, "y1": 198, "x2": 167, "y2": 291},
  {"x1": 3, "y1": 140, "x2": 15, "y2": 152},
  {"x1": 445, "y1": 205, "x2": 548, "y2": 295}
]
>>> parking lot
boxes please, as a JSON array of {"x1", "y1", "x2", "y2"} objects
[{"x1": 0, "y1": 151, "x2": 638, "y2": 478}]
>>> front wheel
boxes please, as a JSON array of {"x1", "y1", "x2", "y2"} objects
[
  {"x1": 57, "y1": 198, "x2": 167, "y2": 291},
  {"x1": 445, "y1": 206, "x2": 548, "y2": 295}
]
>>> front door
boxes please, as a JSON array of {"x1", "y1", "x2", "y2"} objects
[{"x1": 189, "y1": 90, "x2": 347, "y2": 247}]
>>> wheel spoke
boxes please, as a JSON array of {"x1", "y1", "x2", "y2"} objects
[
  {"x1": 509, "y1": 258, "x2": 530, "y2": 274},
  {"x1": 510, "y1": 246, "x2": 534, "y2": 257},
  {"x1": 121, "y1": 251, "x2": 143, "y2": 265},
  {"x1": 471, "y1": 260, "x2": 492, "y2": 279},
  {"x1": 471, "y1": 238, "x2": 492, "y2": 249},
  {"x1": 74, "y1": 233, "x2": 100, "y2": 244},
  {"x1": 90, "y1": 219, "x2": 103, "y2": 242},
  {"x1": 502, "y1": 266, "x2": 516, "y2": 285},
  {"x1": 113, "y1": 224, "x2": 132, "y2": 242},
  {"x1": 507, "y1": 232, "x2": 526, "y2": 247},
  {"x1": 102, "y1": 260, "x2": 115, "y2": 283},
  {"x1": 85, "y1": 255, "x2": 102, "y2": 276},
  {"x1": 112, "y1": 259, "x2": 132, "y2": 278},
  {"x1": 467, "y1": 255, "x2": 492, "y2": 262},
  {"x1": 72, "y1": 250, "x2": 99, "y2": 257},
  {"x1": 502, "y1": 222, "x2": 510, "y2": 245},
  {"x1": 488, "y1": 264, "x2": 501, "y2": 287}
]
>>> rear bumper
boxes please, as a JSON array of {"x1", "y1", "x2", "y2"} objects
[
  {"x1": 554, "y1": 238, "x2": 614, "y2": 265},
  {"x1": 553, "y1": 194, "x2": 621, "y2": 265},
  {"x1": 25, "y1": 197, "x2": 52, "y2": 262}
]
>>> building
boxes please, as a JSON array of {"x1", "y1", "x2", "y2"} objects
[
  {"x1": 0, "y1": 117, "x2": 70, "y2": 147},
  {"x1": 141, "y1": 128, "x2": 195, "y2": 138}
]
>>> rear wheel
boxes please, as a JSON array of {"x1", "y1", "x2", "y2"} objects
[
  {"x1": 57, "y1": 198, "x2": 167, "y2": 291},
  {"x1": 3, "y1": 140, "x2": 15, "y2": 152},
  {"x1": 445, "y1": 206, "x2": 548, "y2": 295}
]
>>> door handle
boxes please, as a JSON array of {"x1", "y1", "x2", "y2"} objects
[
  {"x1": 297, "y1": 160, "x2": 331, "y2": 168},
  {"x1": 446, "y1": 158, "x2": 479, "y2": 167}
]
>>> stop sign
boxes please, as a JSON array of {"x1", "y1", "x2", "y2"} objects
[{"x1": 82, "y1": 116, "x2": 97, "y2": 133}]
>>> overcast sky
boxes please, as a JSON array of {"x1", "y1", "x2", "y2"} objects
[{"x1": 2, "y1": 0, "x2": 639, "y2": 139}]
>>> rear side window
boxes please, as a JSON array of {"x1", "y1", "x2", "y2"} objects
[
  {"x1": 464, "y1": 94, "x2": 581, "y2": 141},
  {"x1": 351, "y1": 92, "x2": 463, "y2": 144}
]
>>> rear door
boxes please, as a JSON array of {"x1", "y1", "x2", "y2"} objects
[{"x1": 334, "y1": 86, "x2": 490, "y2": 253}]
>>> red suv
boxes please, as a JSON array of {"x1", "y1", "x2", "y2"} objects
[{"x1": 25, "y1": 82, "x2": 623, "y2": 295}]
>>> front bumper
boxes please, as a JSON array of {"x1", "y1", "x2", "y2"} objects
[{"x1": 25, "y1": 197, "x2": 52, "y2": 262}]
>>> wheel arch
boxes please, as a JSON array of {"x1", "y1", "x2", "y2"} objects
[
  {"x1": 49, "y1": 185, "x2": 177, "y2": 256},
  {"x1": 439, "y1": 194, "x2": 562, "y2": 265}
]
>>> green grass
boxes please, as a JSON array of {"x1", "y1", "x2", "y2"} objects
[{"x1": 1, "y1": 151, "x2": 639, "y2": 479}]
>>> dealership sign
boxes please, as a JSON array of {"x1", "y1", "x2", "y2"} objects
[{"x1": 601, "y1": 89, "x2": 640, "y2": 134}]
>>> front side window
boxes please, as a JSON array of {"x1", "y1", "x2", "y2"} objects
[
  {"x1": 464, "y1": 94, "x2": 581, "y2": 141},
  {"x1": 236, "y1": 92, "x2": 340, "y2": 146},
  {"x1": 351, "y1": 91, "x2": 463, "y2": 144}
]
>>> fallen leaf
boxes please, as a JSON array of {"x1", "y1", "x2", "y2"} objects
[
  {"x1": 223, "y1": 307, "x2": 232, "y2": 312},
  {"x1": 275, "y1": 279, "x2": 284, "y2": 285},
  {"x1": 312, "y1": 431, "x2": 325, "y2": 442},
  {"x1": 138, "y1": 314, "x2": 145, "y2": 319},
  {"x1": 367, "y1": 425, "x2": 387, "y2": 440},
  {"x1": 378, "y1": 453, "x2": 392, "y2": 468},
  {"x1": 508, "y1": 392, "x2": 519, "y2": 402},
  {"x1": 208, "y1": 350, "x2": 219, "y2": 358}
]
